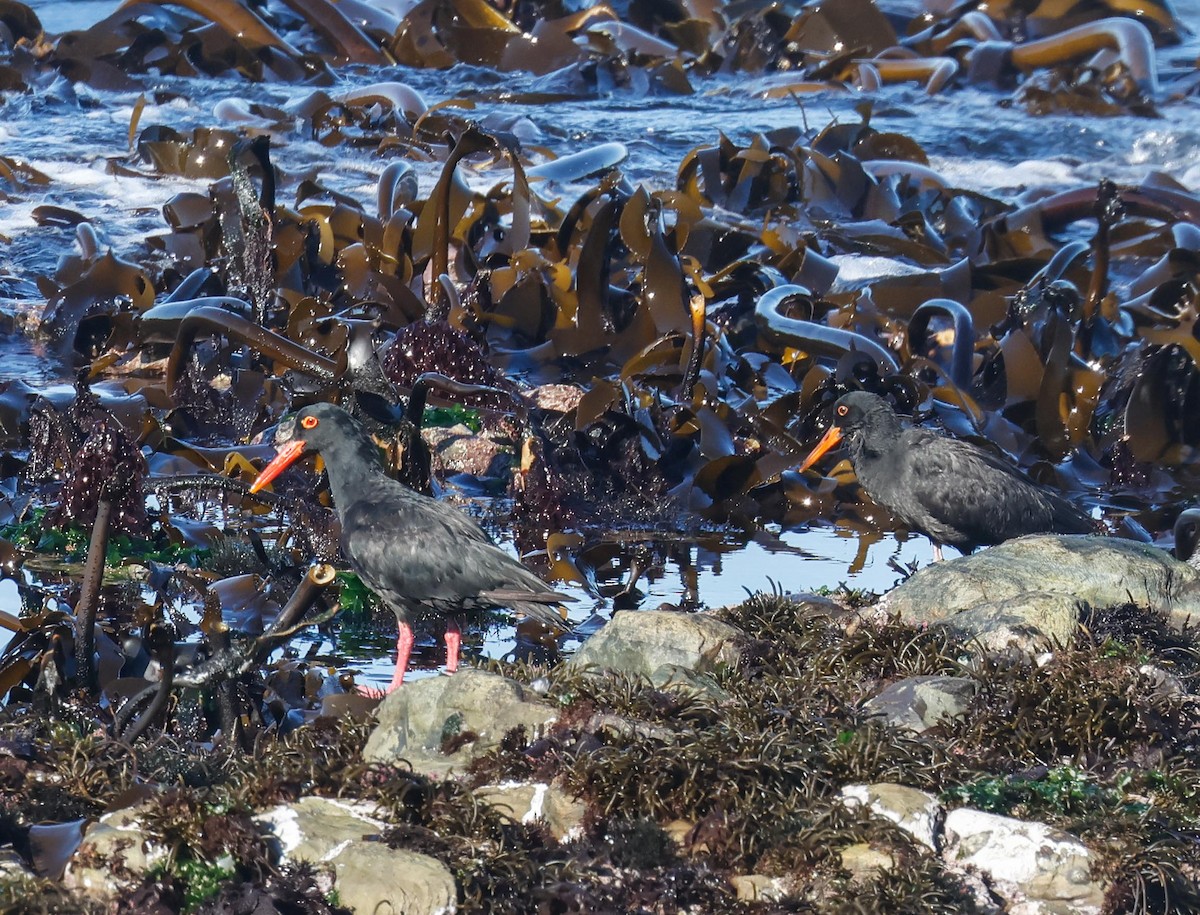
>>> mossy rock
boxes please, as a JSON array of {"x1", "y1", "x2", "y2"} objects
[
  {"x1": 362, "y1": 669, "x2": 557, "y2": 768},
  {"x1": 882, "y1": 536, "x2": 1200, "y2": 639},
  {"x1": 567, "y1": 609, "x2": 745, "y2": 677}
]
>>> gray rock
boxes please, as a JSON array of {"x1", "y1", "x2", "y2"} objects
[
  {"x1": 882, "y1": 536, "x2": 1200, "y2": 645},
  {"x1": 568, "y1": 609, "x2": 744, "y2": 677},
  {"x1": 473, "y1": 782, "x2": 588, "y2": 841},
  {"x1": 650, "y1": 664, "x2": 730, "y2": 701},
  {"x1": 255, "y1": 797, "x2": 457, "y2": 915},
  {"x1": 947, "y1": 592, "x2": 1080, "y2": 651},
  {"x1": 943, "y1": 808, "x2": 1105, "y2": 914},
  {"x1": 363, "y1": 669, "x2": 557, "y2": 770},
  {"x1": 840, "y1": 783, "x2": 944, "y2": 851},
  {"x1": 863, "y1": 676, "x2": 977, "y2": 734},
  {"x1": 64, "y1": 806, "x2": 168, "y2": 898}
]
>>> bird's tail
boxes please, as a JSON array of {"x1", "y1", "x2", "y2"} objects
[{"x1": 480, "y1": 588, "x2": 575, "y2": 630}]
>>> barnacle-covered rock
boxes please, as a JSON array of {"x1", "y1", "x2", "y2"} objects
[
  {"x1": 840, "y1": 784, "x2": 944, "y2": 852},
  {"x1": 472, "y1": 782, "x2": 587, "y2": 842},
  {"x1": 943, "y1": 808, "x2": 1106, "y2": 915},
  {"x1": 64, "y1": 804, "x2": 167, "y2": 899}
]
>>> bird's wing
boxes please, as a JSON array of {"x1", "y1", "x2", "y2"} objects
[
  {"x1": 889, "y1": 430, "x2": 1090, "y2": 547},
  {"x1": 340, "y1": 492, "x2": 570, "y2": 627}
]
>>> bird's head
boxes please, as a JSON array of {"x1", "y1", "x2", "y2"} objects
[
  {"x1": 799, "y1": 391, "x2": 896, "y2": 471},
  {"x1": 249, "y1": 403, "x2": 366, "y2": 493}
]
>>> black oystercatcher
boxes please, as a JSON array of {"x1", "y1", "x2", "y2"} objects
[
  {"x1": 249, "y1": 403, "x2": 572, "y2": 693},
  {"x1": 800, "y1": 392, "x2": 1094, "y2": 558}
]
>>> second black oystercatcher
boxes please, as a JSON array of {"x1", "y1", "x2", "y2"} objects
[
  {"x1": 249, "y1": 403, "x2": 573, "y2": 693},
  {"x1": 800, "y1": 392, "x2": 1094, "y2": 558}
]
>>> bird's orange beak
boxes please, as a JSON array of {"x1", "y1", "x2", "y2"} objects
[
  {"x1": 249, "y1": 439, "x2": 307, "y2": 493},
  {"x1": 799, "y1": 425, "x2": 844, "y2": 472}
]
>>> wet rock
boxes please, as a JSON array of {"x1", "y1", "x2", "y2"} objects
[
  {"x1": 255, "y1": 797, "x2": 457, "y2": 915},
  {"x1": 881, "y1": 536, "x2": 1200, "y2": 644},
  {"x1": 363, "y1": 669, "x2": 557, "y2": 773},
  {"x1": 943, "y1": 808, "x2": 1105, "y2": 914},
  {"x1": 567, "y1": 609, "x2": 744, "y2": 677},
  {"x1": 730, "y1": 874, "x2": 789, "y2": 902},
  {"x1": 0, "y1": 848, "x2": 34, "y2": 881},
  {"x1": 64, "y1": 806, "x2": 168, "y2": 898},
  {"x1": 840, "y1": 783, "x2": 944, "y2": 851},
  {"x1": 863, "y1": 676, "x2": 978, "y2": 734},
  {"x1": 473, "y1": 781, "x2": 588, "y2": 841},
  {"x1": 1138, "y1": 663, "x2": 1186, "y2": 699},
  {"x1": 782, "y1": 591, "x2": 847, "y2": 615},
  {"x1": 584, "y1": 711, "x2": 674, "y2": 743},
  {"x1": 527, "y1": 383, "x2": 584, "y2": 413},
  {"x1": 423, "y1": 424, "x2": 510, "y2": 477}
]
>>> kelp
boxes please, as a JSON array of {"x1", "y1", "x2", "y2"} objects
[
  {"x1": 8, "y1": 89, "x2": 1192, "y2": 573},
  {"x1": 0, "y1": 1, "x2": 1196, "y2": 909},
  {"x1": 15, "y1": 0, "x2": 1188, "y2": 113},
  {"x1": 6, "y1": 0, "x2": 1200, "y2": 762}
]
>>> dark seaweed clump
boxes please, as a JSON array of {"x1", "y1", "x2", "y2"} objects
[{"x1": 0, "y1": 593, "x2": 1197, "y2": 911}]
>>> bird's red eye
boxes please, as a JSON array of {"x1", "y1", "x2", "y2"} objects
[
  {"x1": 836, "y1": 405, "x2": 848, "y2": 417},
  {"x1": 301, "y1": 416, "x2": 319, "y2": 430}
]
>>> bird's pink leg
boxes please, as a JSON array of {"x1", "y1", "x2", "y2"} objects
[
  {"x1": 932, "y1": 543, "x2": 944, "y2": 562},
  {"x1": 444, "y1": 618, "x2": 462, "y2": 674},
  {"x1": 385, "y1": 622, "x2": 416, "y2": 694}
]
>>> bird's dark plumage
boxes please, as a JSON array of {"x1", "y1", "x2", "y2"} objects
[
  {"x1": 803, "y1": 392, "x2": 1093, "y2": 555},
  {"x1": 254, "y1": 402, "x2": 570, "y2": 691}
]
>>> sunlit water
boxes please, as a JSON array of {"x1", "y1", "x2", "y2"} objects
[{"x1": 3, "y1": 1, "x2": 1200, "y2": 684}]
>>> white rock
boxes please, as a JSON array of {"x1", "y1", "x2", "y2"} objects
[
  {"x1": 255, "y1": 797, "x2": 458, "y2": 915},
  {"x1": 944, "y1": 808, "x2": 1105, "y2": 914},
  {"x1": 63, "y1": 807, "x2": 168, "y2": 898},
  {"x1": 841, "y1": 783, "x2": 944, "y2": 851}
]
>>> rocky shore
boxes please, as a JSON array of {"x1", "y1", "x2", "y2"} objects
[{"x1": 4, "y1": 534, "x2": 1198, "y2": 914}]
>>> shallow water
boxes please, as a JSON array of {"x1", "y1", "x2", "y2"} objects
[{"x1": 4, "y1": 0, "x2": 1200, "y2": 684}]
